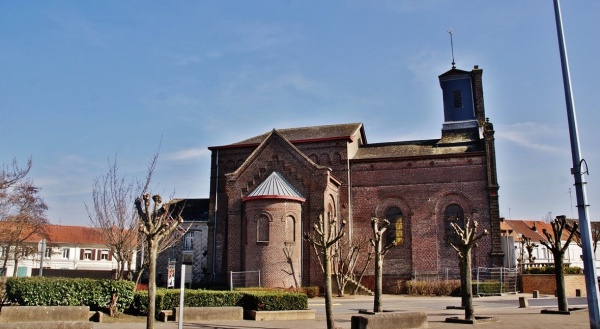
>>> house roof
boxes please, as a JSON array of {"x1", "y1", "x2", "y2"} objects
[
  {"x1": 169, "y1": 198, "x2": 210, "y2": 222},
  {"x1": 502, "y1": 219, "x2": 574, "y2": 243},
  {"x1": 243, "y1": 171, "x2": 305, "y2": 202},
  {"x1": 209, "y1": 123, "x2": 365, "y2": 149}
]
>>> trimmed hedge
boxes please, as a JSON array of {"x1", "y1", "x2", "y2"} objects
[
  {"x1": 5, "y1": 277, "x2": 135, "y2": 312},
  {"x1": 239, "y1": 291, "x2": 307, "y2": 311},
  {"x1": 133, "y1": 289, "x2": 244, "y2": 316},
  {"x1": 133, "y1": 289, "x2": 307, "y2": 316},
  {"x1": 235, "y1": 286, "x2": 320, "y2": 298},
  {"x1": 524, "y1": 266, "x2": 583, "y2": 275}
]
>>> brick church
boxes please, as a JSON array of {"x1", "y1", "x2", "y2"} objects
[{"x1": 207, "y1": 65, "x2": 503, "y2": 291}]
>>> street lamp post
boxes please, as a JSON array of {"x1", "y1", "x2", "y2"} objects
[{"x1": 553, "y1": 1, "x2": 600, "y2": 327}]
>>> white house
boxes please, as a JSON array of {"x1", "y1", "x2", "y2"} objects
[{"x1": 0, "y1": 224, "x2": 136, "y2": 278}]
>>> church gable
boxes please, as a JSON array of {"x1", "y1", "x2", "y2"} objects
[{"x1": 226, "y1": 129, "x2": 331, "y2": 197}]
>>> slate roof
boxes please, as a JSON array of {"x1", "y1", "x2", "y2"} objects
[
  {"x1": 169, "y1": 198, "x2": 210, "y2": 222},
  {"x1": 212, "y1": 123, "x2": 365, "y2": 148},
  {"x1": 353, "y1": 138, "x2": 483, "y2": 160},
  {"x1": 243, "y1": 171, "x2": 305, "y2": 202}
]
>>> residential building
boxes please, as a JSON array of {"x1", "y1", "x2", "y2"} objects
[{"x1": 0, "y1": 224, "x2": 136, "y2": 278}]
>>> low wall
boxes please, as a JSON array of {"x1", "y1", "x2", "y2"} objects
[
  {"x1": 245, "y1": 309, "x2": 315, "y2": 321},
  {"x1": 173, "y1": 306, "x2": 243, "y2": 321},
  {"x1": 521, "y1": 274, "x2": 585, "y2": 297},
  {"x1": 351, "y1": 311, "x2": 428, "y2": 329},
  {"x1": 0, "y1": 322, "x2": 92, "y2": 329},
  {"x1": 0, "y1": 306, "x2": 90, "y2": 323}
]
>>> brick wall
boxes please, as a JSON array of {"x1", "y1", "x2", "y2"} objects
[{"x1": 521, "y1": 274, "x2": 586, "y2": 297}]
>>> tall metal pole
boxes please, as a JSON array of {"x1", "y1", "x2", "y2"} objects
[{"x1": 553, "y1": 1, "x2": 600, "y2": 327}]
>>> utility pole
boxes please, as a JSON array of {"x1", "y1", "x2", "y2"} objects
[{"x1": 553, "y1": 1, "x2": 599, "y2": 327}]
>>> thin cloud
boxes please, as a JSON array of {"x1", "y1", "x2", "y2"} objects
[
  {"x1": 496, "y1": 122, "x2": 568, "y2": 154},
  {"x1": 165, "y1": 148, "x2": 210, "y2": 162}
]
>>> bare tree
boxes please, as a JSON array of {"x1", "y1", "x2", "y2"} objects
[
  {"x1": 539, "y1": 215, "x2": 578, "y2": 312},
  {"x1": 303, "y1": 214, "x2": 345, "y2": 329},
  {"x1": 353, "y1": 244, "x2": 374, "y2": 296},
  {"x1": 0, "y1": 180, "x2": 49, "y2": 276},
  {"x1": 0, "y1": 158, "x2": 31, "y2": 191},
  {"x1": 370, "y1": 217, "x2": 396, "y2": 312},
  {"x1": 573, "y1": 221, "x2": 600, "y2": 259},
  {"x1": 86, "y1": 158, "x2": 140, "y2": 280},
  {"x1": 447, "y1": 217, "x2": 488, "y2": 321},
  {"x1": 331, "y1": 235, "x2": 363, "y2": 297}
]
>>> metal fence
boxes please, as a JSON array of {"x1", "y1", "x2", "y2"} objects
[
  {"x1": 229, "y1": 270, "x2": 261, "y2": 291},
  {"x1": 473, "y1": 267, "x2": 519, "y2": 295},
  {"x1": 412, "y1": 267, "x2": 519, "y2": 295}
]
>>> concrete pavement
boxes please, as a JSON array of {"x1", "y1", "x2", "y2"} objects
[{"x1": 94, "y1": 294, "x2": 593, "y2": 329}]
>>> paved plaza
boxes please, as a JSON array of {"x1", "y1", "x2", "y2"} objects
[{"x1": 93, "y1": 293, "x2": 593, "y2": 329}]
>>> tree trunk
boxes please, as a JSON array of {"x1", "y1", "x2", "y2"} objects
[
  {"x1": 146, "y1": 238, "x2": 158, "y2": 329},
  {"x1": 324, "y1": 248, "x2": 335, "y2": 329},
  {"x1": 11, "y1": 250, "x2": 19, "y2": 277},
  {"x1": 554, "y1": 253, "x2": 568, "y2": 312},
  {"x1": 462, "y1": 248, "x2": 475, "y2": 321},
  {"x1": 373, "y1": 253, "x2": 383, "y2": 312}
]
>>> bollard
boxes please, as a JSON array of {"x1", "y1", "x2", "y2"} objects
[
  {"x1": 533, "y1": 290, "x2": 539, "y2": 298},
  {"x1": 519, "y1": 296, "x2": 529, "y2": 308}
]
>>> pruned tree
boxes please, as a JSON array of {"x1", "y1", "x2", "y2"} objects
[
  {"x1": 0, "y1": 180, "x2": 49, "y2": 276},
  {"x1": 370, "y1": 217, "x2": 396, "y2": 312},
  {"x1": 86, "y1": 158, "x2": 139, "y2": 280},
  {"x1": 447, "y1": 217, "x2": 488, "y2": 321},
  {"x1": 303, "y1": 214, "x2": 345, "y2": 329},
  {"x1": 135, "y1": 193, "x2": 184, "y2": 329},
  {"x1": 132, "y1": 152, "x2": 187, "y2": 329},
  {"x1": 573, "y1": 221, "x2": 600, "y2": 259},
  {"x1": 522, "y1": 235, "x2": 538, "y2": 264},
  {"x1": 539, "y1": 215, "x2": 578, "y2": 312}
]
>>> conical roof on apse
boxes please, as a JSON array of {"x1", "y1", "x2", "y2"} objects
[{"x1": 243, "y1": 171, "x2": 305, "y2": 202}]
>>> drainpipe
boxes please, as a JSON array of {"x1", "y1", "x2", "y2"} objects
[{"x1": 212, "y1": 149, "x2": 219, "y2": 282}]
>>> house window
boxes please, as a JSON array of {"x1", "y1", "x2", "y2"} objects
[
  {"x1": 62, "y1": 248, "x2": 70, "y2": 259},
  {"x1": 445, "y1": 204, "x2": 465, "y2": 242},
  {"x1": 385, "y1": 207, "x2": 404, "y2": 246},
  {"x1": 84, "y1": 249, "x2": 92, "y2": 260},
  {"x1": 453, "y1": 90, "x2": 463, "y2": 108},
  {"x1": 257, "y1": 215, "x2": 270, "y2": 243},
  {"x1": 44, "y1": 248, "x2": 52, "y2": 258},
  {"x1": 101, "y1": 250, "x2": 109, "y2": 260},
  {"x1": 183, "y1": 232, "x2": 194, "y2": 251},
  {"x1": 0, "y1": 246, "x2": 6, "y2": 258}
]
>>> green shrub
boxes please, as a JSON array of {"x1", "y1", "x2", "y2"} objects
[
  {"x1": 238, "y1": 291, "x2": 307, "y2": 311},
  {"x1": 523, "y1": 266, "x2": 583, "y2": 275},
  {"x1": 5, "y1": 277, "x2": 135, "y2": 312},
  {"x1": 133, "y1": 289, "x2": 306, "y2": 316},
  {"x1": 473, "y1": 281, "x2": 503, "y2": 294},
  {"x1": 235, "y1": 286, "x2": 320, "y2": 298}
]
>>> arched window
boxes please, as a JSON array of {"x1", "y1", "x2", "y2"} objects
[
  {"x1": 385, "y1": 207, "x2": 404, "y2": 246},
  {"x1": 445, "y1": 204, "x2": 465, "y2": 241},
  {"x1": 257, "y1": 215, "x2": 270, "y2": 243},
  {"x1": 285, "y1": 216, "x2": 295, "y2": 242}
]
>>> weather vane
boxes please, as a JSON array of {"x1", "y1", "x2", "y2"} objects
[{"x1": 448, "y1": 29, "x2": 456, "y2": 69}]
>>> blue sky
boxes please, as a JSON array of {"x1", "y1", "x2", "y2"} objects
[{"x1": 1, "y1": 1, "x2": 599, "y2": 226}]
